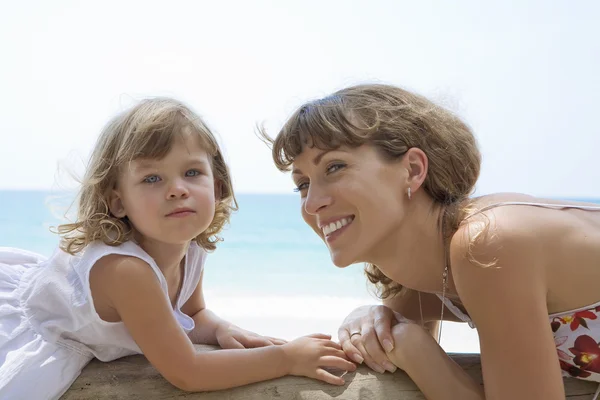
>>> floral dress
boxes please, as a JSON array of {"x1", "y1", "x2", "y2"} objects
[{"x1": 441, "y1": 297, "x2": 600, "y2": 398}]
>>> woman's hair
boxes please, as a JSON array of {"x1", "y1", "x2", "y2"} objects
[
  {"x1": 56, "y1": 97, "x2": 237, "y2": 255},
  {"x1": 260, "y1": 83, "x2": 481, "y2": 298}
]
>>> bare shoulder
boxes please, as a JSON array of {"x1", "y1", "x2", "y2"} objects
[
  {"x1": 90, "y1": 253, "x2": 158, "y2": 288},
  {"x1": 90, "y1": 254, "x2": 161, "y2": 322},
  {"x1": 452, "y1": 202, "x2": 542, "y2": 271},
  {"x1": 448, "y1": 203, "x2": 549, "y2": 312}
]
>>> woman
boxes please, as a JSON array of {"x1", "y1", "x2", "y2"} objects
[{"x1": 262, "y1": 83, "x2": 600, "y2": 399}]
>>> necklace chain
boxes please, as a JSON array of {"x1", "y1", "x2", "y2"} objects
[{"x1": 416, "y1": 206, "x2": 450, "y2": 345}]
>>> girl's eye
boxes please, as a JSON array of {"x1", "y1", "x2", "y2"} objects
[
  {"x1": 326, "y1": 162, "x2": 346, "y2": 174},
  {"x1": 185, "y1": 169, "x2": 201, "y2": 177},
  {"x1": 143, "y1": 175, "x2": 161, "y2": 184},
  {"x1": 293, "y1": 182, "x2": 309, "y2": 193}
]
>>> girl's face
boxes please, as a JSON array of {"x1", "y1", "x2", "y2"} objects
[
  {"x1": 110, "y1": 134, "x2": 217, "y2": 246},
  {"x1": 292, "y1": 144, "x2": 410, "y2": 267}
]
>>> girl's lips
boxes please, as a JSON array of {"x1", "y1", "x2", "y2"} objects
[{"x1": 166, "y1": 208, "x2": 195, "y2": 217}]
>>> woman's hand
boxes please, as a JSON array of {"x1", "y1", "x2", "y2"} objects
[
  {"x1": 282, "y1": 333, "x2": 357, "y2": 385},
  {"x1": 337, "y1": 305, "x2": 401, "y2": 374},
  {"x1": 215, "y1": 323, "x2": 287, "y2": 349}
]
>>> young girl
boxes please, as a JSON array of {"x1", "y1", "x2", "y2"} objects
[
  {"x1": 0, "y1": 98, "x2": 355, "y2": 399},
  {"x1": 263, "y1": 83, "x2": 600, "y2": 399}
]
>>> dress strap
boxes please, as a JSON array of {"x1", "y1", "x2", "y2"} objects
[
  {"x1": 465, "y1": 201, "x2": 600, "y2": 220},
  {"x1": 436, "y1": 294, "x2": 475, "y2": 328}
]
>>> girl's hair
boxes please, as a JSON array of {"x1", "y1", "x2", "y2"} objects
[
  {"x1": 57, "y1": 97, "x2": 237, "y2": 255},
  {"x1": 260, "y1": 83, "x2": 481, "y2": 298}
]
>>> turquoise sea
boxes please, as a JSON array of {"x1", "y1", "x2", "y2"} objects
[
  {"x1": 0, "y1": 191, "x2": 369, "y2": 296},
  {"x1": 1, "y1": 191, "x2": 598, "y2": 352}
]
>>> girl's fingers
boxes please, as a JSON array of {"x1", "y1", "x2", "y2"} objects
[
  {"x1": 267, "y1": 336, "x2": 287, "y2": 345},
  {"x1": 219, "y1": 336, "x2": 245, "y2": 349},
  {"x1": 244, "y1": 335, "x2": 274, "y2": 347},
  {"x1": 307, "y1": 333, "x2": 332, "y2": 340},
  {"x1": 315, "y1": 368, "x2": 345, "y2": 386},
  {"x1": 321, "y1": 340, "x2": 343, "y2": 350},
  {"x1": 322, "y1": 347, "x2": 351, "y2": 360},
  {"x1": 319, "y1": 355, "x2": 357, "y2": 373}
]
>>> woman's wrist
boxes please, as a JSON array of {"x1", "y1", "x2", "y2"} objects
[{"x1": 387, "y1": 323, "x2": 433, "y2": 371}]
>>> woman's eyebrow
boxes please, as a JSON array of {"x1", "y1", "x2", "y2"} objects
[{"x1": 292, "y1": 149, "x2": 340, "y2": 175}]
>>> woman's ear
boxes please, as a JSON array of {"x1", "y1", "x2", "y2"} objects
[
  {"x1": 108, "y1": 190, "x2": 127, "y2": 218},
  {"x1": 405, "y1": 147, "x2": 428, "y2": 192}
]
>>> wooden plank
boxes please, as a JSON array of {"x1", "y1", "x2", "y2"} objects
[{"x1": 61, "y1": 345, "x2": 599, "y2": 399}]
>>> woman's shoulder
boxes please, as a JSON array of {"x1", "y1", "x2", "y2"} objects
[{"x1": 450, "y1": 193, "x2": 547, "y2": 268}]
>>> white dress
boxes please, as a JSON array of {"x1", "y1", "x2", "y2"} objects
[{"x1": 0, "y1": 240, "x2": 206, "y2": 400}]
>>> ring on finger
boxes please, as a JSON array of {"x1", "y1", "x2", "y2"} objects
[{"x1": 350, "y1": 330, "x2": 362, "y2": 338}]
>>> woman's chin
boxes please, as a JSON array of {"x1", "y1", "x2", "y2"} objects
[{"x1": 329, "y1": 250, "x2": 357, "y2": 268}]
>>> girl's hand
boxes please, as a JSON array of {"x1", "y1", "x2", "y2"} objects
[
  {"x1": 215, "y1": 323, "x2": 287, "y2": 349},
  {"x1": 282, "y1": 333, "x2": 357, "y2": 385},
  {"x1": 337, "y1": 305, "x2": 400, "y2": 374}
]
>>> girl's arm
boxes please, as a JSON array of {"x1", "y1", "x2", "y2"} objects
[
  {"x1": 388, "y1": 216, "x2": 565, "y2": 399},
  {"x1": 90, "y1": 256, "x2": 355, "y2": 392}
]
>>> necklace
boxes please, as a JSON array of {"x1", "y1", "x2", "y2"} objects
[
  {"x1": 438, "y1": 264, "x2": 448, "y2": 343},
  {"x1": 417, "y1": 208, "x2": 450, "y2": 345},
  {"x1": 416, "y1": 263, "x2": 447, "y2": 344}
]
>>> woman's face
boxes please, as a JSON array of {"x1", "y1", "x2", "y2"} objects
[{"x1": 292, "y1": 144, "x2": 410, "y2": 267}]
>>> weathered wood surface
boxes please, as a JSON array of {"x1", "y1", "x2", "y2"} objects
[{"x1": 62, "y1": 345, "x2": 598, "y2": 399}]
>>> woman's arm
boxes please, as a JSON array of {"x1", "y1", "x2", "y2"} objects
[
  {"x1": 388, "y1": 216, "x2": 565, "y2": 399},
  {"x1": 90, "y1": 256, "x2": 355, "y2": 391},
  {"x1": 452, "y1": 218, "x2": 565, "y2": 399}
]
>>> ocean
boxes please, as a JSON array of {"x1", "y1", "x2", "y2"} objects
[{"x1": 4, "y1": 191, "x2": 596, "y2": 353}]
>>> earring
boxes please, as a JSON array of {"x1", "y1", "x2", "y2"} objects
[{"x1": 407, "y1": 187, "x2": 411, "y2": 200}]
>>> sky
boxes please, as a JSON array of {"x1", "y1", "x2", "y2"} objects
[{"x1": 1, "y1": 0, "x2": 599, "y2": 197}]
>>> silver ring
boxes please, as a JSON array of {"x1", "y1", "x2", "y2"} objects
[{"x1": 350, "y1": 331, "x2": 361, "y2": 338}]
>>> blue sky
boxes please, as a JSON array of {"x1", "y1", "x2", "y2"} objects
[{"x1": 1, "y1": 1, "x2": 598, "y2": 197}]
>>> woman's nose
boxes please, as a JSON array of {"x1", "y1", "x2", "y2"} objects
[{"x1": 304, "y1": 184, "x2": 332, "y2": 215}]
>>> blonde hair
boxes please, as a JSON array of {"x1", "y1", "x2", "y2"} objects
[
  {"x1": 260, "y1": 83, "x2": 481, "y2": 298},
  {"x1": 57, "y1": 97, "x2": 237, "y2": 255}
]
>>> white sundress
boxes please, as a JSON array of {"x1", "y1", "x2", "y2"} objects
[{"x1": 0, "y1": 240, "x2": 206, "y2": 400}]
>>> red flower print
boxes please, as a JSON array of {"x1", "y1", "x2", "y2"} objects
[
  {"x1": 569, "y1": 335, "x2": 600, "y2": 374},
  {"x1": 560, "y1": 311, "x2": 597, "y2": 331},
  {"x1": 555, "y1": 336, "x2": 571, "y2": 362},
  {"x1": 559, "y1": 360, "x2": 591, "y2": 378},
  {"x1": 555, "y1": 336, "x2": 591, "y2": 377},
  {"x1": 551, "y1": 318, "x2": 561, "y2": 333}
]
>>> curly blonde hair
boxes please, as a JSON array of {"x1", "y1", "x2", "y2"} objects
[
  {"x1": 260, "y1": 84, "x2": 481, "y2": 298},
  {"x1": 56, "y1": 97, "x2": 237, "y2": 255}
]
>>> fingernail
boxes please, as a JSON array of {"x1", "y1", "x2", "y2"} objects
[
  {"x1": 352, "y1": 353, "x2": 364, "y2": 364},
  {"x1": 383, "y1": 361, "x2": 397, "y2": 373},
  {"x1": 383, "y1": 339, "x2": 394, "y2": 353},
  {"x1": 373, "y1": 364, "x2": 386, "y2": 374}
]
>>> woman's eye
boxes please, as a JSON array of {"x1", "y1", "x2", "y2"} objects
[
  {"x1": 143, "y1": 175, "x2": 161, "y2": 184},
  {"x1": 326, "y1": 163, "x2": 346, "y2": 174},
  {"x1": 185, "y1": 169, "x2": 201, "y2": 177},
  {"x1": 293, "y1": 182, "x2": 309, "y2": 192}
]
